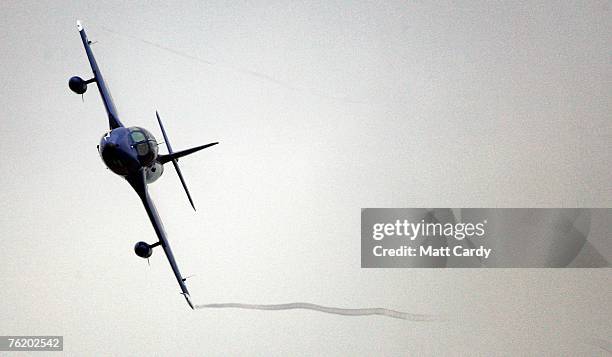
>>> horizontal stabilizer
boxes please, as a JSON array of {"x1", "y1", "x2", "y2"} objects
[{"x1": 158, "y1": 142, "x2": 219, "y2": 164}]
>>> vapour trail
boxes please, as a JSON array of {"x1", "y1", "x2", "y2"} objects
[
  {"x1": 97, "y1": 26, "x2": 364, "y2": 104},
  {"x1": 195, "y1": 302, "x2": 437, "y2": 321},
  {"x1": 584, "y1": 338, "x2": 612, "y2": 354}
]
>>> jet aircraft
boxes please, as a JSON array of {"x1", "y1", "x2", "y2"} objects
[{"x1": 69, "y1": 21, "x2": 218, "y2": 309}]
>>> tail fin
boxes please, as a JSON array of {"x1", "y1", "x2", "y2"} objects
[{"x1": 156, "y1": 111, "x2": 219, "y2": 211}]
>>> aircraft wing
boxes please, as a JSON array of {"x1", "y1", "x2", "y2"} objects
[
  {"x1": 76, "y1": 21, "x2": 123, "y2": 129},
  {"x1": 127, "y1": 171, "x2": 194, "y2": 309}
]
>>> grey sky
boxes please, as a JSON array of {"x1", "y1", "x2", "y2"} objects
[{"x1": 0, "y1": 1, "x2": 610, "y2": 355}]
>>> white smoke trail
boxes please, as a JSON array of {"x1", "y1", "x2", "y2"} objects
[
  {"x1": 584, "y1": 338, "x2": 612, "y2": 354},
  {"x1": 97, "y1": 25, "x2": 364, "y2": 104},
  {"x1": 195, "y1": 302, "x2": 436, "y2": 321}
]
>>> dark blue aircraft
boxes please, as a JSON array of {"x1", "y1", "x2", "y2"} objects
[{"x1": 69, "y1": 21, "x2": 218, "y2": 309}]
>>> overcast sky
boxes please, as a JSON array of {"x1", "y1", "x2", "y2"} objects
[{"x1": 0, "y1": 1, "x2": 610, "y2": 355}]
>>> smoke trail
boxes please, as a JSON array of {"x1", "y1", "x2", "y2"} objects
[
  {"x1": 99, "y1": 26, "x2": 215, "y2": 66},
  {"x1": 97, "y1": 25, "x2": 363, "y2": 104},
  {"x1": 584, "y1": 338, "x2": 612, "y2": 354},
  {"x1": 195, "y1": 302, "x2": 437, "y2": 321}
]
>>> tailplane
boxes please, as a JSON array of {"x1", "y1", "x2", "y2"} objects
[
  {"x1": 158, "y1": 142, "x2": 219, "y2": 164},
  {"x1": 156, "y1": 111, "x2": 219, "y2": 210}
]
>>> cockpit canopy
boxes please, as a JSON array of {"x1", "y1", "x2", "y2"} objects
[{"x1": 128, "y1": 127, "x2": 158, "y2": 165}]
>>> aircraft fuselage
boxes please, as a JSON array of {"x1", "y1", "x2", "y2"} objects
[{"x1": 98, "y1": 126, "x2": 164, "y2": 183}]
